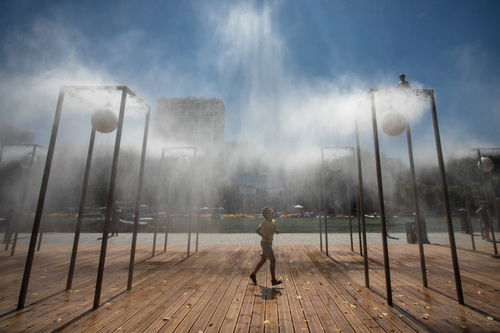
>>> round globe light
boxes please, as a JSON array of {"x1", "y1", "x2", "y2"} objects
[
  {"x1": 91, "y1": 107, "x2": 118, "y2": 133},
  {"x1": 381, "y1": 111, "x2": 408, "y2": 136},
  {"x1": 478, "y1": 156, "x2": 494, "y2": 173}
]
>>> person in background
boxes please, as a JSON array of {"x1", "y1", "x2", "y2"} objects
[{"x1": 249, "y1": 206, "x2": 282, "y2": 286}]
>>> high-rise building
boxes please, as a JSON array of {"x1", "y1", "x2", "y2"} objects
[{"x1": 156, "y1": 97, "x2": 225, "y2": 151}]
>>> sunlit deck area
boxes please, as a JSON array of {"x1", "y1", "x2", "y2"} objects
[{"x1": 0, "y1": 233, "x2": 498, "y2": 332}]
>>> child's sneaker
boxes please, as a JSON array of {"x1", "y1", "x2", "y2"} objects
[{"x1": 271, "y1": 279, "x2": 282, "y2": 286}]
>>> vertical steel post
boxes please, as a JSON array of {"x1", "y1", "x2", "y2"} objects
[
  {"x1": 66, "y1": 128, "x2": 96, "y2": 290},
  {"x1": 194, "y1": 149, "x2": 199, "y2": 253},
  {"x1": 152, "y1": 215, "x2": 157, "y2": 256},
  {"x1": 318, "y1": 161, "x2": 323, "y2": 252},
  {"x1": 355, "y1": 118, "x2": 369, "y2": 288},
  {"x1": 356, "y1": 193, "x2": 363, "y2": 255},
  {"x1": 17, "y1": 89, "x2": 66, "y2": 310},
  {"x1": 369, "y1": 90, "x2": 392, "y2": 305},
  {"x1": 164, "y1": 216, "x2": 169, "y2": 252},
  {"x1": 347, "y1": 179, "x2": 353, "y2": 251},
  {"x1": 464, "y1": 187, "x2": 476, "y2": 251},
  {"x1": 127, "y1": 107, "x2": 150, "y2": 290},
  {"x1": 94, "y1": 88, "x2": 127, "y2": 309},
  {"x1": 406, "y1": 126, "x2": 428, "y2": 287},
  {"x1": 429, "y1": 90, "x2": 464, "y2": 305},
  {"x1": 321, "y1": 149, "x2": 329, "y2": 256}
]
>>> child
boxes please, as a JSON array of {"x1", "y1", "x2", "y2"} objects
[{"x1": 249, "y1": 206, "x2": 282, "y2": 286}]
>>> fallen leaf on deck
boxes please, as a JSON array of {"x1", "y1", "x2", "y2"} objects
[
  {"x1": 422, "y1": 314, "x2": 429, "y2": 320},
  {"x1": 334, "y1": 329, "x2": 342, "y2": 332},
  {"x1": 186, "y1": 304, "x2": 192, "y2": 308},
  {"x1": 377, "y1": 314, "x2": 384, "y2": 318},
  {"x1": 208, "y1": 323, "x2": 213, "y2": 326},
  {"x1": 347, "y1": 282, "x2": 351, "y2": 285},
  {"x1": 413, "y1": 302, "x2": 418, "y2": 305},
  {"x1": 424, "y1": 305, "x2": 431, "y2": 309},
  {"x1": 487, "y1": 316, "x2": 493, "y2": 321},
  {"x1": 373, "y1": 307, "x2": 379, "y2": 310},
  {"x1": 398, "y1": 314, "x2": 403, "y2": 318},
  {"x1": 382, "y1": 312, "x2": 388, "y2": 316},
  {"x1": 57, "y1": 318, "x2": 62, "y2": 322},
  {"x1": 162, "y1": 317, "x2": 170, "y2": 321},
  {"x1": 350, "y1": 304, "x2": 357, "y2": 308},
  {"x1": 198, "y1": 330, "x2": 204, "y2": 333},
  {"x1": 355, "y1": 289, "x2": 361, "y2": 292},
  {"x1": 300, "y1": 328, "x2": 308, "y2": 331},
  {"x1": 263, "y1": 320, "x2": 271, "y2": 325},
  {"x1": 296, "y1": 296, "x2": 303, "y2": 300}
]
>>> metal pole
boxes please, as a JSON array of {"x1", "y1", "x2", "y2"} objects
[
  {"x1": 18, "y1": 89, "x2": 65, "y2": 310},
  {"x1": 318, "y1": 163, "x2": 323, "y2": 252},
  {"x1": 187, "y1": 216, "x2": 191, "y2": 257},
  {"x1": 347, "y1": 179, "x2": 353, "y2": 252},
  {"x1": 356, "y1": 193, "x2": 363, "y2": 255},
  {"x1": 10, "y1": 145, "x2": 38, "y2": 256},
  {"x1": 164, "y1": 216, "x2": 169, "y2": 252},
  {"x1": 321, "y1": 149, "x2": 329, "y2": 256},
  {"x1": 406, "y1": 126, "x2": 428, "y2": 288},
  {"x1": 66, "y1": 128, "x2": 96, "y2": 290},
  {"x1": 355, "y1": 118, "x2": 369, "y2": 288},
  {"x1": 369, "y1": 90, "x2": 392, "y2": 305},
  {"x1": 194, "y1": 149, "x2": 199, "y2": 253},
  {"x1": 127, "y1": 108, "x2": 150, "y2": 290},
  {"x1": 428, "y1": 90, "x2": 464, "y2": 305},
  {"x1": 152, "y1": 215, "x2": 157, "y2": 256},
  {"x1": 464, "y1": 187, "x2": 476, "y2": 251},
  {"x1": 94, "y1": 88, "x2": 127, "y2": 309}
]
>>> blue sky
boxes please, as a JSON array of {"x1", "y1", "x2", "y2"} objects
[{"x1": 0, "y1": 0, "x2": 499, "y2": 157}]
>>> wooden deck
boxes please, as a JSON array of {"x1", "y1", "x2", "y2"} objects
[{"x1": 0, "y1": 234, "x2": 498, "y2": 332}]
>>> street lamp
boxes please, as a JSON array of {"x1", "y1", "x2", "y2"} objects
[
  {"x1": 16, "y1": 85, "x2": 150, "y2": 311},
  {"x1": 369, "y1": 75, "x2": 463, "y2": 305}
]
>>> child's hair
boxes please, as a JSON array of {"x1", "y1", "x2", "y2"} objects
[{"x1": 262, "y1": 206, "x2": 273, "y2": 216}]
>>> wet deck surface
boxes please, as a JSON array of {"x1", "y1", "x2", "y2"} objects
[{"x1": 0, "y1": 233, "x2": 499, "y2": 332}]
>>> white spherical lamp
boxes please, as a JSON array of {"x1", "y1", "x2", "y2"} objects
[
  {"x1": 478, "y1": 156, "x2": 494, "y2": 172},
  {"x1": 381, "y1": 111, "x2": 408, "y2": 136},
  {"x1": 91, "y1": 106, "x2": 118, "y2": 133}
]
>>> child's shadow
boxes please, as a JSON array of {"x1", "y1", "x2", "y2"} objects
[{"x1": 258, "y1": 285, "x2": 283, "y2": 300}]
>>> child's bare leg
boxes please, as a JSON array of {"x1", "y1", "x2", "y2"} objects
[
  {"x1": 252, "y1": 255, "x2": 267, "y2": 275},
  {"x1": 269, "y1": 258, "x2": 276, "y2": 281}
]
